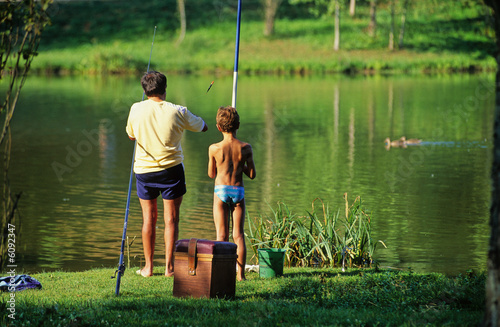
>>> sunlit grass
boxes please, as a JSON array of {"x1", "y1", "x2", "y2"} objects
[
  {"x1": 0, "y1": 267, "x2": 485, "y2": 326},
  {"x1": 31, "y1": 4, "x2": 496, "y2": 76}
]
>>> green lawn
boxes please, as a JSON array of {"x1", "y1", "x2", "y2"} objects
[
  {"x1": 29, "y1": 1, "x2": 496, "y2": 75},
  {"x1": 1, "y1": 267, "x2": 485, "y2": 326}
]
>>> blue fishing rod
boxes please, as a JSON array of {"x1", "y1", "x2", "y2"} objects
[
  {"x1": 231, "y1": 0, "x2": 242, "y2": 108},
  {"x1": 113, "y1": 26, "x2": 157, "y2": 296}
]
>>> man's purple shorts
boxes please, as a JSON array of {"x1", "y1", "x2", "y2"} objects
[{"x1": 135, "y1": 163, "x2": 186, "y2": 200}]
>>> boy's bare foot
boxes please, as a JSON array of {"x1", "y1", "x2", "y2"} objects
[
  {"x1": 136, "y1": 268, "x2": 153, "y2": 277},
  {"x1": 165, "y1": 271, "x2": 174, "y2": 277},
  {"x1": 237, "y1": 275, "x2": 246, "y2": 281}
]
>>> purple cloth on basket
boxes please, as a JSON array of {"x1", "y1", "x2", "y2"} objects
[{"x1": 175, "y1": 239, "x2": 237, "y2": 255}]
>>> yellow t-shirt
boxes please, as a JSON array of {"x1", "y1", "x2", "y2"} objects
[{"x1": 126, "y1": 99, "x2": 205, "y2": 174}]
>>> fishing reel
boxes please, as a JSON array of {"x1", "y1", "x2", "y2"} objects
[{"x1": 111, "y1": 263, "x2": 125, "y2": 279}]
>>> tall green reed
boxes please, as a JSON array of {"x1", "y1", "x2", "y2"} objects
[{"x1": 246, "y1": 194, "x2": 386, "y2": 269}]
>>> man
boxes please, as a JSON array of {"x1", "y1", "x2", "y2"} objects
[{"x1": 126, "y1": 71, "x2": 208, "y2": 277}]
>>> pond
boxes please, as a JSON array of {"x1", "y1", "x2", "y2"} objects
[{"x1": 2, "y1": 73, "x2": 495, "y2": 275}]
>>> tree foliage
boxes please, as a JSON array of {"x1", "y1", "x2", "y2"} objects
[{"x1": 289, "y1": 0, "x2": 338, "y2": 18}]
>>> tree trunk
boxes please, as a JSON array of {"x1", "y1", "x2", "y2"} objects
[
  {"x1": 368, "y1": 0, "x2": 377, "y2": 38},
  {"x1": 175, "y1": 0, "x2": 186, "y2": 46},
  {"x1": 264, "y1": 0, "x2": 282, "y2": 37},
  {"x1": 388, "y1": 0, "x2": 395, "y2": 50},
  {"x1": 483, "y1": 1, "x2": 500, "y2": 326},
  {"x1": 349, "y1": 0, "x2": 355, "y2": 17},
  {"x1": 398, "y1": 0, "x2": 410, "y2": 49},
  {"x1": 333, "y1": 0, "x2": 340, "y2": 51}
]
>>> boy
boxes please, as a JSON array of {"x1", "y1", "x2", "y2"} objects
[{"x1": 208, "y1": 106, "x2": 256, "y2": 281}]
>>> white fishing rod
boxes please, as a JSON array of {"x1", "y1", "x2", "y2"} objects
[{"x1": 113, "y1": 26, "x2": 157, "y2": 296}]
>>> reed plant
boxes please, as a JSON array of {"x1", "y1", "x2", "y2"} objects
[{"x1": 246, "y1": 194, "x2": 387, "y2": 269}]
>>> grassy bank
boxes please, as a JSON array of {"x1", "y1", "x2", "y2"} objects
[
  {"x1": 0, "y1": 267, "x2": 485, "y2": 326},
  {"x1": 29, "y1": 1, "x2": 496, "y2": 75}
]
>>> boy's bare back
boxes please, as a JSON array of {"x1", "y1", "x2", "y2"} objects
[{"x1": 208, "y1": 135, "x2": 255, "y2": 186}]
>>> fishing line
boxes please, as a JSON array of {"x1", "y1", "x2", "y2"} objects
[
  {"x1": 206, "y1": 0, "x2": 240, "y2": 101},
  {"x1": 113, "y1": 26, "x2": 157, "y2": 296}
]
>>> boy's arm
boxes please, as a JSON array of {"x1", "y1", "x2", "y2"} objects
[
  {"x1": 243, "y1": 144, "x2": 256, "y2": 180},
  {"x1": 208, "y1": 145, "x2": 217, "y2": 179}
]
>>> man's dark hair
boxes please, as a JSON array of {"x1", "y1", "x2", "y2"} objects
[{"x1": 141, "y1": 71, "x2": 167, "y2": 97}]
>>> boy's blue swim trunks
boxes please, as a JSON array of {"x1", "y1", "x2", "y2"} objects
[
  {"x1": 214, "y1": 185, "x2": 245, "y2": 205},
  {"x1": 135, "y1": 164, "x2": 186, "y2": 200}
]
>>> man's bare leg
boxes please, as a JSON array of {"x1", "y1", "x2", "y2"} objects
[
  {"x1": 138, "y1": 198, "x2": 157, "y2": 277},
  {"x1": 164, "y1": 196, "x2": 182, "y2": 277}
]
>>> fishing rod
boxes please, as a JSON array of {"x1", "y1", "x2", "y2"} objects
[
  {"x1": 231, "y1": 0, "x2": 242, "y2": 108},
  {"x1": 113, "y1": 26, "x2": 157, "y2": 296}
]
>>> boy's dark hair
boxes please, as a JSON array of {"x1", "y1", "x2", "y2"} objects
[
  {"x1": 141, "y1": 71, "x2": 167, "y2": 97},
  {"x1": 216, "y1": 106, "x2": 240, "y2": 133}
]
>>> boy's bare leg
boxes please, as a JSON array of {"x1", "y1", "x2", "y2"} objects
[
  {"x1": 213, "y1": 193, "x2": 230, "y2": 242},
  {"x1": 233, "y1": 200, "x2": 246, "y2": 281},
  {"x1": 163, "y1": 196, "x2": 182, "y2": 277},
  {"x1": 139, "y1": 198, "x2": 158, "y2": 277}
]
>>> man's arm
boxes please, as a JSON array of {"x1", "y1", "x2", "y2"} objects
[
  {"x1": 184, "y1": 108, "x2": 208, "y2": 132},
  {"x1": 126, "y1": 114, "x2": 135, "y2": 140}
]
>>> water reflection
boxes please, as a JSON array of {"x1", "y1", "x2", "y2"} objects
[{"x1": 2, "y1": 73, "x2": 494, "y2": 275}]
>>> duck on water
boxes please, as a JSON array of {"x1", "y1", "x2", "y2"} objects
[{"x1": 384, "y1": 136, "x2": 422, "y2": 149}]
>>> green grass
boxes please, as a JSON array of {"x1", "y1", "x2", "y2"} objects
[
  {"x1": 26, "y1": 1, "x2": 496, "y2": 75},
  {"x1": 0, "y1": 267, "x2": 485, "y2": 326}
]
